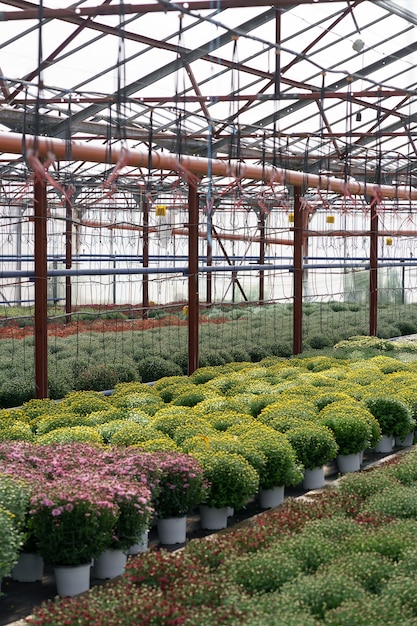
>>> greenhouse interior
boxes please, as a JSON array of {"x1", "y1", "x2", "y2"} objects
[
  {"x1": 0, "y1": 0, "x2": 416, "y2": 400},
  {"x1": 3, "y1": 3, "x2": 417, "y2": 626}
]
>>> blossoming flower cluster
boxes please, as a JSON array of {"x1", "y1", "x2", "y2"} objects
[
  {"x1": 151, "y1": 451, "x2": 208, "y2": 518},
  {"x1": 0, "y1": 442, "x2": 159, "y2": 565}
]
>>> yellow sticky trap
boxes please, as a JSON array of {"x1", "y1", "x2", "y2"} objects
[
  {"x1": 386, "y1": 237, "x2": 393, "y2": 246},
  {"x1": 288, "y1": 213, "x2": 294, "y2": 223},
  {"x1": 326, "y1": 215, "x2": 335, "y2": 224},
  {"x1": 182, "y1": 305, "x2": 188, "y2": 317},
  {"x1": 156, "y1": 205, "x2": 167, "y2": 216}
]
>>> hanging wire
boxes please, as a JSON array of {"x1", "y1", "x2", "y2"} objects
[
  {"x1": 34, "y1": 0, "x2": 44, "y2": 150},
  {"x1": 272, "y1": 7, "x2": 281, "y2": 169},
  {"x1": 65, "y1": 94, "x2": 73, "y2": 162},
  {"x1": 147, "y1": 109, "x2": 154, "y2": 197},
  {"x1": 344, "y1": 78, "x2": 353, "y2": 185},
  {"x1": 375, "y1": 88, "x2": 383, "y2": 189},
  {"x1": 116, "y1": 0, "x2": 127, "y2": 144},
  {"x1": 228, "y1": 36, "x2": 240, "y2": 165},
  {"x1": 22, "y1": 86, "x2": 28, "y2": 164},
  {"x1": 205, "y1": 0, "x2": 221, "y2": 250},
  {"x1": 174, "y1": 12, "x2": 185, "y2": 161},
  {"x1": 317, "y1": 71, "x2": 326, "y2": 184}
]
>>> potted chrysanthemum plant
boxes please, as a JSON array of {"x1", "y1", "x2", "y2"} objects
[
  {"x1": 229, "y1": 424, "x2": 303, "y2": 509},
  {"x1": 319, "y1": 402, "x2": 376, "y2": 473},
  {"x1": 193, "y1": 449, "x2": 260, "y2": 530},
  {"x1": 92, "y1": 477, "x2": 153, "y2": 580},
  {"x1": 151, "y1": 451, "x2": 208, "y2": 545},
  {"x1": 285, "y1": 422, "x2": 339, "y2": 490},
  {"x1": 364, "y1": 396, "x2": 415, "y2": 452},
  {"x1": 29, "y1": 476, "x2": 119, "y2": 596}
]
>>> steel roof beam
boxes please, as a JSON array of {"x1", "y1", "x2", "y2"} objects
[
  {"x1": 375, "y1": 0, "x2": 417, "y2": 25},
  {"x1": 227, "y1": 38, "x2": 417, "y2": 154},
  {"x1": 45, "y1": 8, "x2": 277, "y2": 138},
  {"x1": 0, "y1": 1, "x2": 348, "y2": 21}
]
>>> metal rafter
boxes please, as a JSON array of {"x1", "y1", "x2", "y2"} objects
[{"x1": 0, "y1": 0, "x2": 414, "y2": 184}]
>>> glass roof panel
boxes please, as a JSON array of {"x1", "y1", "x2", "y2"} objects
[{"x1": 0, "y1": 0, "x2": 415, "y2": 194}]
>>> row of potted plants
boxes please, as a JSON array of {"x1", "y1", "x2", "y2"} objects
[
  {"x1": 0, "y1": 443, "x2": 211, "y2": 591},
  {"x1": 1, "y1": 400, "x2": 414, "y2": 486},
  {"x1": 1, "y1": 352, "x2": 417, "y2": 588},
  {"x1": 22, "y1": 445, "x2": 417, "y2": 625},
  {"x1": 1, "y1": 355, "x2": 417, "y2": 509}
]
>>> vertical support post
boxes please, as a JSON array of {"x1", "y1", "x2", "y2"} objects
[
  {"x1": 65, "y1": 197, "x2": 72, "y2": 323},
  {"x1": 206, "y1": 224, "x2": 212, "y2": 305},
  {"x1": 188, "y1": 181, "x2": 199, "y2": 375},
  {"x1": 369, "y1": 196, "x2": 378, "y2": 336},
  {"x1": 259, "y1": 209, "x2": 265, "y2": 303},
  {"x1": 34, "y1": 177, "x2": 48, "y2": 399},
  {"x1": 112, "y1": 253, "x2": 117, "y2": 305},
  {"x1": 302, "y1": 204, "x2": 310, "y2": 284},
  {"x1": 293, "y1": 185, "x2": 303, "y2": 355},
  {"x1": 15, "y1": 205, "x2": 23, "y2": 305},
  {"x1": 142, "y1": 196, "x2": 149, "y2": 319}
]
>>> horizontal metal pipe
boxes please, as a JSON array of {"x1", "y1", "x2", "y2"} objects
[
  {"x1": 3, "y1": 261, "x2": 417, "y2": 280},
  {"x1": 0, "y1": 131, "x2": 415, "y2": 200},
  {"x1": 16, "y1": 91, "x2": 413, "y2": 106}
]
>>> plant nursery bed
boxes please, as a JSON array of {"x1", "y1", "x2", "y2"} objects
[{"x1": 0, "y1": 446, "x2": 403, "y2": 626}]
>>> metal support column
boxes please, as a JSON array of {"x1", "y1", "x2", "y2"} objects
[
  {"x1": 293, "y1": 185, "x2": 303, "y2": 355},
  {"x1": 34, "y1": 178, "x2": 48, "y2": 398},
  {"x1": 65, "y1": 198, "x2": 72, "y2": 323},
  {"x1": 206, "y1": 226, "x2": 212, "y2": 305},
  {"x1": 188, "y1": 182, "x2": 199, "y2": 375},
  {"x1": 259, "y1": 210, "x2": 265, "y2": 303},
  {"x1": 369, "y1": 196, "x2": 378, "y2": 336},
  {"x1": 142, "y1": 197, "x2": 150, "y2": 318}
]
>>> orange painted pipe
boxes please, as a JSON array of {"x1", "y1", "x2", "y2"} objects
[{"x1": 2, "y1": 131, "x2": 416, "y2": 201}]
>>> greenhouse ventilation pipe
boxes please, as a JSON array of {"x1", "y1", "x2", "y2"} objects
[{"x1": 0, "y1": 131, "x2": 415, "y2": 200}]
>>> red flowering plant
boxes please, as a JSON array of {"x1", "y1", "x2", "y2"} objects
[{"x1": 151, "y1": 451, "x2": 208, "y2": 519}]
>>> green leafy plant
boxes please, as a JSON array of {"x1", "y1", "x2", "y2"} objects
[
  {"x1": 285, "y1": 422, "x2": 339, "y2": 470},
  {"x1": 319, "y1": 402, "x2": 374, "y2": 455},
  {"x1": 36, "y1": 425, "x2": 104, "y2": 445},
  {"x1": 280, "y1": 529, "x2": 344, "y2": 575},
  {"x1": 73, "y1": 360, "x2": 138, "y2": 391},
  {"x1": 0, "y1": 505, "x2": 22, "y2": 580},
  {"x1": 323, "y1": 551, "x2": 394, "y2": 594},
  {"x1": 280, "y1": 569, "x2": 366, "y2": 620},
  {"x1": 364, "y1": 396, "x2": 415, "y2": 438},
  {"x1": 338, "y1": 467, "x2": 400, "y2": 500},
  {"x1": 194, "y1": 450, "x2": 259, "y2": 509},
  {"x1": 224, "y1": 547, "x2": 301, "y2": 593},
  {"x1": 0, "y1": 473, "x2": 30, "y2": 530},
  {"x1": 362, "y1": 483, "x2": 417, "y2": 520},
  {"x1": 231, "y1": 425, "x2": 303, "y2": 489},
  {"x1": 135, "y1": 356, "x2": 183, "y2": 383}
]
